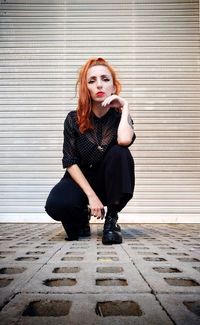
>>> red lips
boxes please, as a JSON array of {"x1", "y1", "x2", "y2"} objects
[{"x1": 96, "y1": 92, "x2": 105, "y2": 97}]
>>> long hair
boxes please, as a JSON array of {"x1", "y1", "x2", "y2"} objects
[{"x1": 76, "y1": 57, "x2": 121, "y2": 133}]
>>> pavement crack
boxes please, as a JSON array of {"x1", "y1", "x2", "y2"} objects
[
  {"x1": 0, "y1": 292, "x2": 20, "y2": 312},
  {"x1": 154, "y1": 294, "x2": 176, "y2": 325},
  {"x1": 121, "y1": 246, "x2": 176, "y2": 324}
]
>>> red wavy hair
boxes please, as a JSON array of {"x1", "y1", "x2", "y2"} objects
[{"x1": 76, "y1": 57, "x2": 121, "y2": 133}]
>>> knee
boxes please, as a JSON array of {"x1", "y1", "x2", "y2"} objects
[
  {"x1": 107, "y1": 144, "x2": 132, "y2": 159},
  {"x1": 45, "y1": 192, "x2": 70, "y2": 221},
  {"x1": 104, "y1": 145, "x2": 134, "y2": 173},
  {"x1": 45, "y1": 194, "x2": 82, "y2": 222},
  {"x1": 45, "y1": 197, "x2": 61, "y2": 221}
]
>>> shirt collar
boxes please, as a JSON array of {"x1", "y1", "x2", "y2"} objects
[{"x1": 91, "y1": 108, "x2": 115, "y2": 122}]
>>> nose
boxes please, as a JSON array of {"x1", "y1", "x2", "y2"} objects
[{"x1": 96, "y1": 78, "x2": 103, "y2": 89}]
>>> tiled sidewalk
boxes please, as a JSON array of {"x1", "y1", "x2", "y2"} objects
[{"x1": 0, "y1": 223, "x2": 199, "y2": 324}]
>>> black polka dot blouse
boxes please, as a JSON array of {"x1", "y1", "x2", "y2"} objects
[{"x1": 62, "y1": 108, "x2": 135, "y2": 169}]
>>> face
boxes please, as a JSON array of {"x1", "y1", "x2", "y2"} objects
[{"x1": 87, "y1": 65, "x2": 115, "y2": 103}]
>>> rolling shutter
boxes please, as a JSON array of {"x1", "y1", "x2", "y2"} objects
[{"x1": 0, "y1": 0, "x2": 199, "y2": 222}]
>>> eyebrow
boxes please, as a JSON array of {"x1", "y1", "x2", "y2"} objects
[{"x1": 88, "y1": 74, "x2": 110, "y2": 80}]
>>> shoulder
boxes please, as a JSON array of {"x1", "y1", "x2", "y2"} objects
[
  {"x1": 66, "y1": 110, "x2": 77, "y2": 120},
  {"x1": 64, "y1": 110, "x2": 78, "y2": 126}
]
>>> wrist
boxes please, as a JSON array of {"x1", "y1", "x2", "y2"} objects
[
  {"x1": 121, "y1": 99, "x2": 128, "y2": 108},
  {"x1": 121, "y1": 104, "x2": 129, "y2": 114},
  {"x1": 86, "y1": 190, "x2": 96, "y2": 199}
]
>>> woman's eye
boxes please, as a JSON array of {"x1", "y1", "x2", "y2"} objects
[
  {"x1": 103, "y1": 78, "x2": 110, "y2": 82},
  {"x1": 88, "y1": 80, "x2": 95, "y2": 84}
]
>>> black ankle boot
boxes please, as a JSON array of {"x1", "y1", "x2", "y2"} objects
[
  {"x1": 114, "y1": 223, "x2": 121, "y2": 232},
  {"x1": 102, "y1": 212, "x2": 122, "y2": 245}
]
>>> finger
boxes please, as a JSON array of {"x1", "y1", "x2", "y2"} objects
[
  {"x1": 96, "y1": 211, "x2": 101, "y2": 219},
  {"x1": 92, "y1": 208, "x2": 100, "y2": 218},
  {"x1": 102, "y1": 100, "x2": 109, "y2": 107},
  {"x1": 96, "y1": 208, "x2": 103, "y2": 219},
  {"x1": 92, "y1": 210, "x2": 97, "y2": 217},
  {"x1": 97, "y1": 210, "x2": 102, "y2": 219},
  {"x1": 102, "y1": 95, "x2": 114, "y2": 106},
  {"x1": 101, "y1": 207, "x2": 105, "y2": 214}
]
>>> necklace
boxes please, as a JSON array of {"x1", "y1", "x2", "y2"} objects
[
  {"x1": 97, "y1": 145, "x2": 104, "y2": 152},
  {"x1": 92, "y1": 122, "x2": 104, "y2": 152},
  {"x1": 95, "y1": 131, "x2": 104, "y2": 152}
]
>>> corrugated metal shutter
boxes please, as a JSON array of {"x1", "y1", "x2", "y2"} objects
[
  {"x1": 131, "y1": 0, "x2": 200, "y2": 222},
  {"x1": 0, "y1": 0, "x2": 199, "y2": 222}
]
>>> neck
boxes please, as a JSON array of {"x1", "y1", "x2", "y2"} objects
[{"x1": 92, "y1": 102, "x2": 110, "y2": 118}]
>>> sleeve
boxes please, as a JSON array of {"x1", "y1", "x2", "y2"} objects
[
  {"x1": 129, "y1": 132, "x2": 136, "y2": 146},
  {"x1": 128, "y1": 118, "x2": 136, "y2": 147},
  {"x1": 62, "y1": 112, "x2": 79, "y2": 169}
]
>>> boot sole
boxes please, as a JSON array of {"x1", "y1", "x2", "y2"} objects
[{"x1": 102, "y1": 232, "x2": 122, "y2": 245}]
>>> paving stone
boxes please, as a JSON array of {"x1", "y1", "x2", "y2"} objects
[
  {"x1": 130, "y1": 260, "x2": 200, "y2": 293},
  {"x1": 0, "y1": 263, "x2": 42, "y2": 309},
  {"x1": 22, "y1": 259, "x2": 150, "y2": 294},
  {"x1": 0, "y1": 223, "x2": 200, "y2": 325},
  {"x1": 157, "y1": 294, "x2": 200, "y2": 325},
  {"x1": 0, "y1": 293, "x2": 173, "y2": 325}
]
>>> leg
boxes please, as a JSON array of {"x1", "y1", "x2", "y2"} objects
[
  {"x1": 93, "y1": 145, "x2": 135, "y2": 244},
  {"x1": 45, "y1": 177, "x2": 88, "y2": 240},
  {"x1": 102, "y1": 144, "x2": 135, "y2": 210}
]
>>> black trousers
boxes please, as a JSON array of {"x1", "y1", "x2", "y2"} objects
[{"x1": 45, "y1": 145, "x2": 135, "y2": 232}]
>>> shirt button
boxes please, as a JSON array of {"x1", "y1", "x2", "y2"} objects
[{"x1": 90, "y1": 164, "x2": 93, "y2": 168}]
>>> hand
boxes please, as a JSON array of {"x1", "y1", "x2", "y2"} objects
[
  {"x1": 88, "y1": 193, "x2": 105, "y2": 220},
  {"x1": 102, "y1": 95, "x2": 128, "y2": 111}
]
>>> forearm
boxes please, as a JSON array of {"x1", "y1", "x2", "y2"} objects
[
  {"x1": 67, "y1": 164, "x2": 95, "y2": 198},
  {"x1": 67, "y1": 164, "x2": 105, "y2": 218},
  {"x1": 117, "y1": 104, "x2": 134, "y2": 146}
]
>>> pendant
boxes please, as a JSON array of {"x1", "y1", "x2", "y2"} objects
[{"x1": 97, "y1": 145, "x2": 104, "y2": 152}]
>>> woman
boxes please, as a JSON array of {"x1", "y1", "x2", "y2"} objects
[{"x1": 45, "y1": 57, "x2": 136, "y2": 245}]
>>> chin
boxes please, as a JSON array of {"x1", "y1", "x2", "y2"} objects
[{"x1": 94, "y1": 98, "x2": 104, "y2": 103}]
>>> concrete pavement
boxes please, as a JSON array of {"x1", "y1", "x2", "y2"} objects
[{"x1": 0, "y1": 223, "x2": 199, "y2": 324}]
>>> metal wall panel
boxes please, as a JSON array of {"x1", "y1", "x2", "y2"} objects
[{"x1": 0, "y1": 0, "x2": 199, "y2": 222}]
